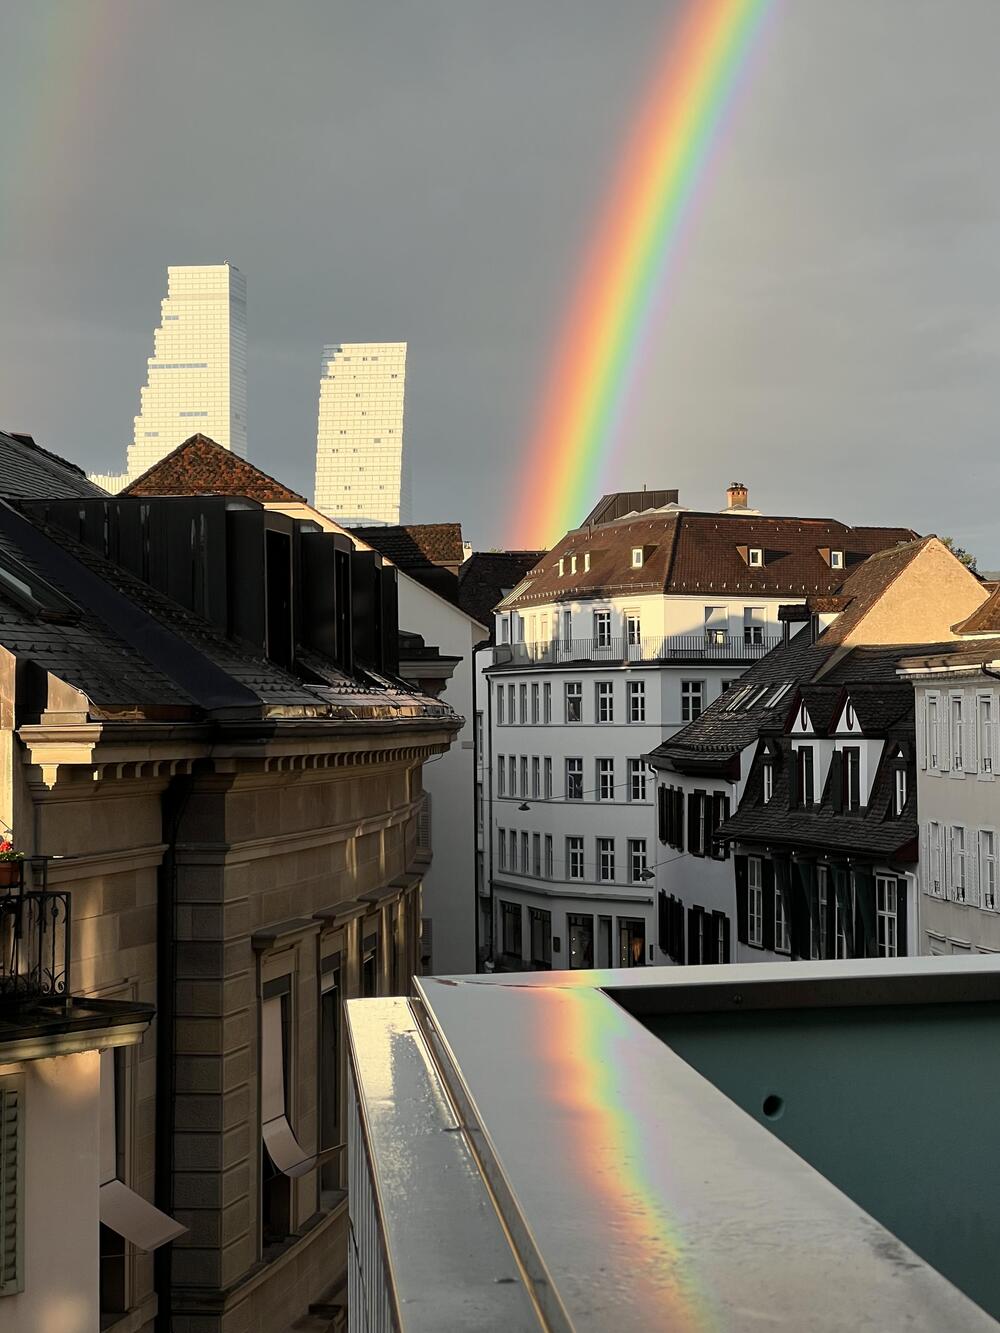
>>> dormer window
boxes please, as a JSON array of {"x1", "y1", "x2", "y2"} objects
[
  {"x1": 830, "y1": 550, "x2": 844, "y2": 570},
  {"x1": 631, "y1": 547, "x2": 644, "y2": 569},
  {"x1": 583, "y1": 553, "x2": 591, "y2": 572},
  {"x1": 763, "y1": 761, "x2": 774, "y2": 804},
  {"x1": 748, "y1": 548, "x2": 763, "y2": 567},
  {"x1": 558, "y1": 558, "x2": 565, "y2": 576},
  {"x1": 894, "y1": 766, "x2": 908, "y2": 816},
  {"x1": 570, "y1": 555, "x2": 577, "y2": 574},
  {"x1": 845, "y1": 702, "x2": 855, "y2": 729}
]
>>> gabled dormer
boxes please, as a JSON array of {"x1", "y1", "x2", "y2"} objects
[
  {"x1": 736, "y1": 543, "x2": 766, "y2": 569},
  {"x1": 791, "y1": 697, "x2": 815, "y2": 736},
  {"x1": 818, "y1": 546, "x2": 847, "y2": 572},
  {"x1": 832, "y1": 694, "x2": 861, "y2": 736}
]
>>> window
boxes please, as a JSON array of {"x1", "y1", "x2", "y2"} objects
[
  {"x1": 894, "y1": 767, "x2": 907, "y2": 816},
  {"x1": 563, "y1": 610, "x2": 572, "y2": 646},
  {"x1": 625, "y1": 612, "x2": 641, "y2": 646},
  {"x1": 565, "y1": 681, "x2": 583, "y2": 723},
  {"x1": 568, "y1": 913, "x2": 594, "y2": 968},
  {"x1": 567, "y1": 836, "x2": 584, "y2": 880},
  {"x1": 570, "y1": 556, "x2": 577, "y2": 574},
  {"x1": 748, "y1": 548, "x2": 763, "y2": 567},
  {"x1": 743, "y1": 606, "x2": 765, "y2": 646},
  {"x1": 476, "y1": 711, "x2": 483, "y2": 755},
  {"x1": 544, "y1": 757, "x2": 553, "y2": 799},
  {"x1": 593, "y1": 610, "x2": 612, "y2": 648},
  {"x1": 566, "y1": 757, "x2": 583, "y2": 800},
  {"x1": 520, "y1": 832, "x2": 529, "y2": 874},
  {"x1": 529, "y1": 907, "x2": 552, "y2": 967},
  {"x1": 628, "y1": 759, "x2": 647, "y2": 802},
  {"x1": 618, "y1": 918, "x2": 646, "y2": 967},
  {"x1": 596, "y1": 681, "x2": 614, "y2": 723},
  {"x1": 500, "y1": 617, "x2": 510, "y2": 645},
  {"x1": 532, "y1": 833, "x2": 542, "y2": 877},
  {"x1": 844, "y1": 747, "x2": 861, "y2": 810},
  {"x1": 927, "y1": 695, "x2": 939, "y2": 768},
  {"x1": 627, "y1": 680, "x2": 646, "y2": 722},
  {"x1": 629, "y1": 839, "x2": 647, "y2": 883},
  {"x1": 748, "y1": 858, "x2": 763, "y2": 946},
  {"x1": 705, "y1": 605, "x2": 728, "y2": 646},
  {"x1": 876, "y1": 876, "x2": 898, "y2": 957},
  {"x1": 951, "y1": 826, "x2": 967, "y2": 901},
  {"x1": 951, "y1": 696, "x2": 964, "y2": 770},
  {"x1": 320, "y1": 958, "x2": 342, "y2": 1200},
  {"x1": 500, "y1": 901, "x2": 522, "y2": 957},
  {"x1": 507, "y1": 683, "x2": 516, "y2": 723},
  {"x1": 583, "y1": 553, "x2": 591, "y2": 572},
  {"x1": 497, "y1": 758, "x2": 506, "y2": 797},
  {"x1": 544, "y1": 835, "x2": 553, "y2": 878},
  {"x1": 597, "y1": 837, "x2": 615, "y2": 882},
  {"x1": 597, "y1": 757, "x2": 615, "y2": 801},
  {"x1": 774, "y1": 885, "x2": 790, "y2": 953},
  {"x1": 798, "y1": 746, "x2": 815, "y2": 805},
  {"x1": 762, "y1": 761, "x2": 774, "y2": 804},
  {"x1": 681, "y1": 680, "x2": 704, "y2": 722},
  {"x1": 558, "y1": 558, "x2": 565, "y2": 576},
  {"x1": 815, "y1": 866, "x2": 829, "y2": 960},
  {"x1": 507, "y1": 755, "x2": 516, "y2": 796},
  {"x1": 631, "y1": 547, "x2": 644, "y2": 568},
  {"x1": 520, "y1": 756, "x2": 528, "y2": 798},
  {"x1": 519, "y1": 684, "x2": 528, "y2": 724},
  {"x1": 496, "y1": 686, "x2": 505, "y2": 726},
  {"x1": 498, "y1": 828, "x2": 507, "y2": 869},
  {"x1": 508, "y1": 829, "x2": 516, "y2": 871},
  {"x1": 543, "y1": 682, "x2": 552, "y2": 723},
  {"x1": 929, "y1": 822, "x2": 943, "y2": 895},
  {"x1": 260, "y1": 981, "x2": 296, "y2": 1245},
  {"x1": 766, "y1": 681, "x2": 793, "y2": 708},
  {"x1": 531, "y1": 757, "x2": 540, "y2": 799},
  {"x1": 980, "y1": 830, "x2": 997, "y2": 910},
  {"x1": 834, "y1": 888, "x2": 849, "y2": 958},
  {"x1": 0, "y1": 1074, "x2": 23, "y2": 1297},
  {"x1": 978, "y1": 695, "x2": 994, "y2": 774},
  {"x1": 531, "y1": 684, "x2": 540, "y2": 724},
  {"x1": 830, "y1": 549, "x2": 844, "y2": 570},
  {"x1": 711, "y1": 791, "x2": 730, "y2": 859}
]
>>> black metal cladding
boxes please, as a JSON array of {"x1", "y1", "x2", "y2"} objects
[
  {"x1": 351, "y1": 549, "x2": 383, "y2": 669},
  {"x1": 299, "y1": 530, "x2": 354, "y2": 674},
  {"x1": 380, "y1": 564, "x2": 399, "y2": 676}
]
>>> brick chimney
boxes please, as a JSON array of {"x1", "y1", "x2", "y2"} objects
[{"x1": 727, "y1": 481, "x2": 748, "y2": 510}]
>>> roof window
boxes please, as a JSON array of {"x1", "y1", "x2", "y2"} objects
[
  {"x1": 723, "y1": 684, "x2": 755, "y2": 711},
  {"x1": 583, "y1": 553, "x2": 591, "y2": 572},
  {"x1": 631, "y1": 547, "x2": 644, "y2": 569},
  {"x1": 830, "y1": 550, "x2": 844, "y2": 570},
  {"x1": 558, "y1": 558, "x2": 564, "y2": 576},
  {"x1": 765, "y1": 682, "x2": 793, "y2": 708},
  {"x1": 748, "y1": 548, "x2": 764, "y2": 567},
  {"x1": 570, "y1": 555, "x2": 577, "y2": 574}
]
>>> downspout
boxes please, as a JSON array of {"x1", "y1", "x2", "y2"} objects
[
  {"x1": 154, "y1": 772, "x2": 194, "y2": 1333},
  {"x1": 472, "y1": 639, "x2": 494, "y2": 971}
]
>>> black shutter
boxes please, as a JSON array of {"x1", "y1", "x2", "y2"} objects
[
  {"x1": 721, "y1": 796, "x2": 731, "y2": 859},
  {"x1": 762, "y1": 858, "x2": 776, "y2": 952},
  {"x1": 674, "y1": 789, "x2": 684, "y2": 851},
  {"x1": 658, "y1": 786, "x2": 669, "y2": 844},
  {"x1": 688, "y1": 792, "x2": 701, "y2": 857},
  {"x1": 735, "y1": 855, "x2": 749, "y2": 944},
  {"x1": 854, "y1": 867, "x2": 876, "y2": 957},
  {"x1": 658, "y1": 890, "x2": 668, "y2": 952},
  {"x1": 722, "y1": 914, "x2": 732, "y2": 964},
  {"x1": 896, "y1": 877, "x2": 908, "y2": 957},
  {"x1": 829, "y1": 750, "x2": 844, "y2": 813},
  {"x1": 831, "y1": 864, "x2": 854, "y2": 958},
  {"x1": 706, "y1": 794, "x2": 719, "y2": 859},
  {"x1": 687, "y1": 907, "x2": 699, "y2": 965},
  {"x1": 796, "y1": 860, "x2": 819, "y2": 957},
  {"x1": 673, "y1": 898, "x2": 685, "y2": 964},
  {"x1": 791, "y1": 748, "x2": 801, "y2": 807},
  {"x1": 785, "y1": 859, "x2": 809, "y2": 959}
]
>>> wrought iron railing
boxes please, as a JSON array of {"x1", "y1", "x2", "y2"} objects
[
  {"x1": 493, "y1": 633, "x2": 782, "y2": 667},
  {"x1": 0, "y1": 863, "x2": 71, "y2": 1004}
]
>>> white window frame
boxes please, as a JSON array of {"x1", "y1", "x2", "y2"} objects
[
  {"x1": 565, "y1": 681, "x2": 583, "y2": 724},
  {"x1": 496, "y1": 686, "x2": 505, "y2": 726},
  {"x1": 628, "y1": 758, "x2": 647, "y2": 802},
  {"x1": 627, "y1": 679, "x2": 646, "y2": 723},
  {"x1": 498, "y1": 829, "x2": 506, "y2": 870},
  {"x1": 980, "y1": 829, "x2": 997, "y2": 911},
  {"x1": 926, "y1": 694, "x2": 939, "y2": 770},
  {"x1": 929, "y1": 821, "x2": 943, "y2": 896},
  {"x1": 762, "y1": 762, "x2": 774, "y2": 804},
  {"x1": 978, "y1": 693, "x2": 994, "y2": 776},
  {"x1": 951, "y1": 694, "x2": 964, "y2": 772},
  {"x1": 894, "y1": 767, "x2": 907, "y2": 816},
  {"x1": 597, "y1": 757, "x2": 615, "y2": 802},
  {"x1": 565, "y1": 757, "x2": 583, "y2": 801},
  {"x1": 625, "y1": 611, "x2": 642, "y2": 646},
  {"x1": 497, "y1": 758, "x2": 506, "y2": 798},
  {"x1": 531, "y1": 683, "x2": 540, "y2": 724},
  {"x1": 748, "y1": 857, "x2": 763, "y2": 946},
  {"x1": 543, "y1": 682, "x2": 552, "y2": 724},
  {"x1": 597, "y1": 837, "x2": 615, "y2": 883},
  {"x1": 567, "y1": 836, "x2": 584, "y2": 880},
  {"x1": 876, "y1": 875, "x2": 898, "y2": 957},
  {"x1": 830, "y1": 549, "x2": 844, "y2": 570},
  {"x1": 544, "y1": 835, "x2": 553, "y2": 879},
  {"x1": 593, "y1": 610, "x2": 611, "y2": 648},
  {"x1": 950, "y1": 825, "x2": 967, "y2": 902},
  {"x1": 774, "y1": 884, "x2": 790, "y2": 954},
  {"x1": 631, "y1": 547, "x2": 644, "y2": 568},
  {"x1": 748, "y1": 548, "x2": 763, "y2": 567},
  {"x1": 628, "y1": 838, "x2": 647, "y2": 883},
  {"x1": 596, "y1": 681, "x2": 614, "y2": 723},
  {"x1": 543, "y1": 757, "x2": 553, "y2": 800},
  {"x1": 681, "y1": 680, "x2": 704, "y2": 723}
]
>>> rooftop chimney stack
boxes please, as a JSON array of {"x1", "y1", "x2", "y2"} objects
[{"x1": 727, "y1": 482, "x2": 748, "y2": 510}]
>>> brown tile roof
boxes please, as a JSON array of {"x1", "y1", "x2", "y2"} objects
[
  {"x1": 121, "y1": 435, "x2": 305, "y2": 503},
  {"x1": 500, "y1": 512, "x2": 918, "y2": 609},
  {"x1": 351, "y1": 523, "x2": 464, "y2": 569},
  {"x1": 457, "y1": 551, "x2": 546, "y2": 630},
  {"x1": 952, "y1": 584, "x2": 1000, "y2": 635}
]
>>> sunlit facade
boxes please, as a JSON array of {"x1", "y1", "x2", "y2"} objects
[
  {"x1": 313, "y1": 341, "x2": 407, "y2": 526},
  {"x1": 89, "y1": 263, "x2": 247, "y2": 491}
]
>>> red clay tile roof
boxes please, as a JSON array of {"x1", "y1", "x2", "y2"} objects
[
  {"x1": 500, "y1": 512, "x2": 918, "y2": 608},
  {"x1": 953, "y1": 584, "x2": 1000, "y2": 635},
  {"x1": 351, "y1": 524, "x2": 464, "y2": 569},
  {"x1": 121, "y1": 435, "x2": 305, "y2": 503}
]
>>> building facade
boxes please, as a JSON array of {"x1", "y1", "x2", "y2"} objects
[
  {"x1": 313, "y1": 342, "x2": 407, "y2": 526},
  {"x1": 90, "y1": 264, "x2": 248, "y2": 491},
  {"x1": 479, "y1": 487, "x2": 918, "y2": 972}
]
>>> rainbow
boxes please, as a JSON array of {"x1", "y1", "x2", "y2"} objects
[{"x1": 511, "y1": 0, "x2": 776, "y2": 549}]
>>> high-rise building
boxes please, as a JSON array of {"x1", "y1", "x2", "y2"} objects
[
  {"x1": 313, "y1": 341, "x2": 407, "y2": 526},
  {"x1": 89, "y1": 263, "x2": 247, "y2": 491}
]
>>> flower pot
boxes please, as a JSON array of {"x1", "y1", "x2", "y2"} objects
[{"x1": 0, "y1": 861, "x2": 22, "y2": 887}]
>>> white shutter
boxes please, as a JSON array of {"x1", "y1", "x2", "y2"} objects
[
  {"x1": 969, "y1": 832, "x2": 981, "y2": 907},
  {"x1": 0, "y1": 1076, "x2": 24, "y2": 1296},
  {"x1": 919, "y1": 822, "x2": 929, "y2": 896},
  {"x1": 916, "y1": 694, "x2": 927, "y2": 770},
  {"x1": 965, "y1": 694, "x2": 978, "y2": 774}
]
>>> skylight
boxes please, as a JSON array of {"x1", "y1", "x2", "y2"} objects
[{"x1": 766, "y1": 682, "x2": 794, "y2": 708}]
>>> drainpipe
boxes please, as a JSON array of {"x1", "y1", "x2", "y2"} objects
[{"x1": 472, "y1": 639, "x2": 494, "y2": 971}]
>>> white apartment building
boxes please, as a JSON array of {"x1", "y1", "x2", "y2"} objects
[
  {"x1": 90, "y1": 263, "x2": 247, "y2": 490},
  {"x1": 900, "y1": 587, "x2": 1000, "y2": 956},
  {"x1": 313, "y1": 342, "x2": 407, "y2": 526},
  {"x1": 479, "y1": 487, "x2": 920, "y2": 972}
]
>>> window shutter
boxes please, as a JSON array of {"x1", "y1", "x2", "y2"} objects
[
  {"x1": 673, "y1": 898, "x2": 685, "y2": 964},
  {"x1": 919, "y1": 821, "x2": 928, "y2": 895},
  {"x1": 965, "y1": 701, "x2": 978, "y2": 774},
  {"x1": 687, "y1": 793, "x2": 700, "y2": 857},
  {"x1": 722, "y1": 914, "x2": 731, "y2": 964},
  {"x1": 657, "y1": 891, "x2": 668, "y2": 952},
  {"x1": 674, "y1": 789, "x2": 684, "y2": 851},
  {"x1": 706, "y1": 795, "x2": 719, "y2": 858},
  {"x1": 829, "y1": 751, "x2": 844, "y2": 814},
  {"x1": 687, "y1": 908, "x2": 699, "y2": 965},
  {"x1": 762, "y1": 860, "x2": 776, "y2": 952},
  {"x1": 968, "y1": 840, "x2": 981, "y2": 907},
  {"x1": 735, "y1": 856, "x2": 749, "y2": 944},
  {"x1": 916, "y1": 694, "x2": 927, "y2": 770},
  {"x1": 896, "y1": 878, "x2": 908, "y2": 957},
  {"x1": 0, "y1": 1076, "x2": 24, "y2": 1296},
  {"x1": 721, "y1": 796, "x2": 731, "y2": 859},
  {"x1": 417, "y1": 793, "x2": 432, "y2": 851},
  {"x1": 854, "y1": 868, "x2": 876, "y2": 957}
]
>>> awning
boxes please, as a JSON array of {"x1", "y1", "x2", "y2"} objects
[
  {"x1": 99, "y1": 1179, "x2": 186, "y2": 1251},
  {"x1": 262, "y1": 995, "x2": 315, "y2": 1177}
]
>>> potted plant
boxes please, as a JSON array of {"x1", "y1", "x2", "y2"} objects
[{"x1": 0, "y1": 839, "x2": 24, "y2": 887}]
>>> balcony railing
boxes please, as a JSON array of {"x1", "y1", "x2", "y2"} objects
[
  {"x1": 0, "y1": 863, "x2": 71, "y2": 1004},
  {"x1": 493, "y1": 633, "x2": 782, "y2": 667}
]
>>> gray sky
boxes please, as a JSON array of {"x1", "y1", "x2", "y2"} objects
[{"x1": 2, "y1": 1, "x2": 999, "y2": 560}]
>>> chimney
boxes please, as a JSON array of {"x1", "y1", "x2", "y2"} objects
[{"x1": 727, "y1": 481, "x2": 748, "y2": 510}]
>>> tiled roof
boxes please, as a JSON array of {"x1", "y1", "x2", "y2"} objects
[
  {"x1": 952, "y1": 585, "x2": 1000, "y2": 635},
  {"x1": 501, "y1": 512, "x2": 918, "y2": 608},
  {"x1": 121, "y1": 435, "x2": 305, "y2": 503},
  {"x1": 457, "y1": 551, "x2": 546, "y2": 629},
  {"x1": 897, "y1": 636, "x2": 1000, "y2": 673},
  {"x1": 0, "y1": 431, "x2": 108, "y2": 500},
  {"x1": 351, "y1": 524, "x2": 465, "y2": 569}
]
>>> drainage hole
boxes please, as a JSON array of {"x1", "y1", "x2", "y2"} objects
[{"x1": 762, "y1": 1093, "x2": 784, "y2": 1120}]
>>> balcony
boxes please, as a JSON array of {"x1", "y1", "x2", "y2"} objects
[
  {"x1": 0, "y1": 861, "x2": 70, "y2": 1006},
  {"x1": 492, "y1": 633, "x2": 783, "y2": 669}
]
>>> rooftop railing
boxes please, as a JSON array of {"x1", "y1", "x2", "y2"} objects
[
  {"x1": 0, "y1": 861, "x2": 71, "y2": 1006},
  {"x1": 493, "y1": 633, "x2": 782, "y2": 668}
]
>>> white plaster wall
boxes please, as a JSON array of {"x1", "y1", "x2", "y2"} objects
[{"x1": 1, "y1": 1050, "x2": 100, "y2": 1333}]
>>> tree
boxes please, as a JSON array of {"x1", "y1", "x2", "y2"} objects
[{"x1": 941, "y1": 536, "x2": 979, "y2": 574}]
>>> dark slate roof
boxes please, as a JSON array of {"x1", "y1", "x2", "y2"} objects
[
  {"x1": 953, "y1": 585, "x2": 1000, "y2": 635},
  {"x1": 502, "y1": 511, "x2": 918, "y2": 609},
  {"x1": 897, "y1": 636, "x2": 1000, "y2": 673},
  {"x1": 457, "y1": 551, "x2": 546, "y2": 631},
  {"x1": 351, "y1": 524, "x2": 465, "y2": 569},
  {"x1": 0, "y1": 431, "x2": 108, "y2": 500},
  {"x1": 121, "y1": 434, "x2": 305, "y2": 503}
]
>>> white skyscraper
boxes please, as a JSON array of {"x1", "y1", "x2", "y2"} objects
[
  {"x1": 90, "y1": 263, "x2": 247, "y2": 491},
  {"x1": 313, "y1": 342, "x2": 407, "y2": 526}
]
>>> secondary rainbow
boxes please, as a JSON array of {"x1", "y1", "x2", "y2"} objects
[{"x1": 511, "y1": 0, "x2": 775, "y2": 549}]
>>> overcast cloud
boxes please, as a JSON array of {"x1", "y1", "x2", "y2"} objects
[{"x1": 2, "y1": 1, "x2": 999, "y2": 560}]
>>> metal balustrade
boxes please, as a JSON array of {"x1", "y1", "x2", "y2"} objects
[
  {"x1": 493, "y1": 633, "x2": 782, "y2": 667},
  {"x1": 0, "y1": 863, "x2": 71, "y2": 1004}
]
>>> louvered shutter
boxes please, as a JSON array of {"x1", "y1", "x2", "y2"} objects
[
  {"x1": 657, "y1": 891, "x2": 668, "y2": 952},
  {"x1": 735, "y1": 856, "x2": 749, "y2": 944},
  {"x1": 687, "y1": 908, "x2": 699, "y2": 965},
  {"x1": 965, "y1": 697, "x2": 978, "y2": 774},
  {"x1": 0, "y1": 1076, "x2": 24, "y2": 1296},
  {"x1": 919, "y1": 822, "x2": 929, "y2": 897},
  {"x1": 896, "y1": 878, "x2": 908, "y2": 957},
  {"x1": 968, "y1": 837, "x2": 981, "y2": 907},
  {"x1": 916, "y1": 694, "x2": 927, "y2": 770},
  {"x1": 762, "y1": 859, "x2": 776, "y2": 952},
  {"x1": 658, "y1": 786, "x2": 669, "y2": 844},
  {"x1": 417, "y1": 793, "x2": 432, "y2": 851},
  {"x1": 673, "y1": 898, "x2": 685, "y2": 964},
  {"x1": 674, "y1": 789, "x2": 684, "y2": 851}
]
